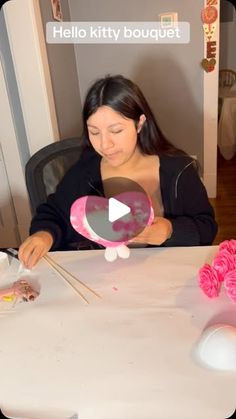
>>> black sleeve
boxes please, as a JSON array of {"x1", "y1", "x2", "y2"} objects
[
  {"x1": 163, "y1": 164, "x2": 218, "y2": 246},
  {"x1": 29, "y1": 162, "x2": 86, "y2": 250}
]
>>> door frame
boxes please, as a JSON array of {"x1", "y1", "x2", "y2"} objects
[{"x1": 202, "y1": 0, "x2": 220, "y2": 198}]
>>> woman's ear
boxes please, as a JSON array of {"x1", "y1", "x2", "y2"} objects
[{"x1": 137, "y1": 114, "x2": 146, "y2": 133}]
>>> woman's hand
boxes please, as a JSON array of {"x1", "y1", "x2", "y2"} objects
[
  {"x1": 129, "y1": 217, "x2": 173, "y2": 246},
  {"x1": 18, "y1": 231, "x2": 54, "y2": 269}
]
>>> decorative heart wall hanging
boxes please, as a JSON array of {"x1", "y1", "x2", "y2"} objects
[
  {"x1": 201, "y1": 0, "x2": 218, "y2": 73},
  {"x1": 201, "y1": 58, "x2": 216, "y2": 72}
]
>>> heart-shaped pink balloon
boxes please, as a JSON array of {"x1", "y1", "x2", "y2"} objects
[{"x1": 70, "y1": 192, "x2": 154, "y2": 248}]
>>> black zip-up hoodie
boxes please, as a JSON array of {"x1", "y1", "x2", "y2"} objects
[{"x1": 30, "y1": 148, "x2": 218, "y2": 250}]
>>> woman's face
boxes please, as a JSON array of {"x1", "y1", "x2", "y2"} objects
[{"x1": 87, "y1": 106, "x2": 143, "y2": 168}]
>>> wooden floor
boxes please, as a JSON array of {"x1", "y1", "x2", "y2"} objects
[{"x1": 209, "y1": 151, "x2": 236, "y2": 245}]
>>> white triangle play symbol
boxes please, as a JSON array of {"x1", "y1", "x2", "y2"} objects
[{"x1": 108, "y1": 197, "x2": 131, "y2": 222}]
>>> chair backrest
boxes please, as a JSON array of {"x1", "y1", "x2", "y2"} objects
[
  {"x1": 219, "y1": 69, "x2": 236, "y2": 88},
  {"x1": 25, "y1": 137, "x2": 83, "y2": 214}
]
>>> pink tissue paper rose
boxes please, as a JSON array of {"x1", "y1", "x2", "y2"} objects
[
  {"x1": 198, "y1": 263, "x2": 220, "y2": 298},
  {"x1": 212, "y1": 249, "x2": 236, "y2": 282},
  {"x1": 224, "y1": 269, "x2": 236, "y2": 302},
  {"x1": 219, "y1": 239, "x2": 236, "y2": 255}
]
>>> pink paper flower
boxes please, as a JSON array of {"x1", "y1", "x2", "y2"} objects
[
  {"x1": 212, "y1": 249, "x2": 236, "y2": 282},
  {"x1": 198, "y1": 264, "x2": 221, "y2": 298},
  {"x1": 224, "y1": 269, "x2": 236, "y2": 302},
  {"x1": 219, "y1": 239, "x2": 236, "y2": 255}
]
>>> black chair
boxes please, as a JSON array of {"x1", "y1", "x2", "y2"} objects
[
  {"x1": 219, "y1": 69, "x2": 236, "y2": 88},
  {"x1": 25, "y1": 137, "x2": 83, "y2": 214}
]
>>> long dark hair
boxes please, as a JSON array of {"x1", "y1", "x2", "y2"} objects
[{"x1": 82, "y1": 74, "x2": 184, "y2": 156}]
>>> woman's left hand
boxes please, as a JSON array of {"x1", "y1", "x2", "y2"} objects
[{"x1": 129, "y1": 216, "x2": 173, "y2": 246}]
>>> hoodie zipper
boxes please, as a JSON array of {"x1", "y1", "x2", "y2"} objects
[
  {"x1": 88, "y1": 179, "x2": 104, "y2": 197},
  {"x1": 174, "y1": 160, "x2": 195, "y2": 199}
]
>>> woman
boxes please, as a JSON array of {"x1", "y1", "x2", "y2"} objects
[{"x1": 19, "y1": 74, "x2": 217, "y2": 268}]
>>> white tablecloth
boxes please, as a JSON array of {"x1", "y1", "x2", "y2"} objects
[
  {"x1": 218, "y1": 86, "x2": 236, "y2": 160},
  {"x1": 0, "y1": 247, "x2": 236, "y2": 419}
]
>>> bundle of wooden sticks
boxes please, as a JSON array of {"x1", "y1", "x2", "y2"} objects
[{"x1": 43, "y1": 254, "x2": 101, "y2": 304}]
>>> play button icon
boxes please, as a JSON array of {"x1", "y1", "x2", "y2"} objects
[
  {"x1": 84, "y1": 176, "x2": 153, "y2": 243},
  {"x1": 70, "y1": 177, "x2": 153, "y2": 245},
  {"x1": 108, "y1": 198, "x2": 130, "y2": 222}
]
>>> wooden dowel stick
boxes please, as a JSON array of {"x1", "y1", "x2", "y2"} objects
[
  {"x1": 43, "y1": 256, "x2": 89, "y2": 304},
  {"x1": 45, "y1": 254, "x2": 101, "y2": 299}
]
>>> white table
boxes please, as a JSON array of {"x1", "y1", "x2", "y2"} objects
[
  {"x1": 0, "y1": 247, "x2": 236, "y2": 419},
  {"x1": 218, "y1": 86, "x2": 236, "y2": 160}
]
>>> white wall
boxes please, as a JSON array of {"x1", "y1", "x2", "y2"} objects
[
  {"x1": 0, "y1": 58, "x2": 31, "y2": 246},
  {"x1": 68, "y1": 0, "x2": 218, "y2": 197},
  {"x1": 0, "y1": 0, "x2": 61, "y2": 245},
  {"x1": 68, "y1": 0, "x2": 205, "y2": 167},
  {"x1": 3, "y1": 0, "x2": 60, "y2": 155},
  {"x1": 39, "y1": 0, "x2": 83, "y2": 139}
]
